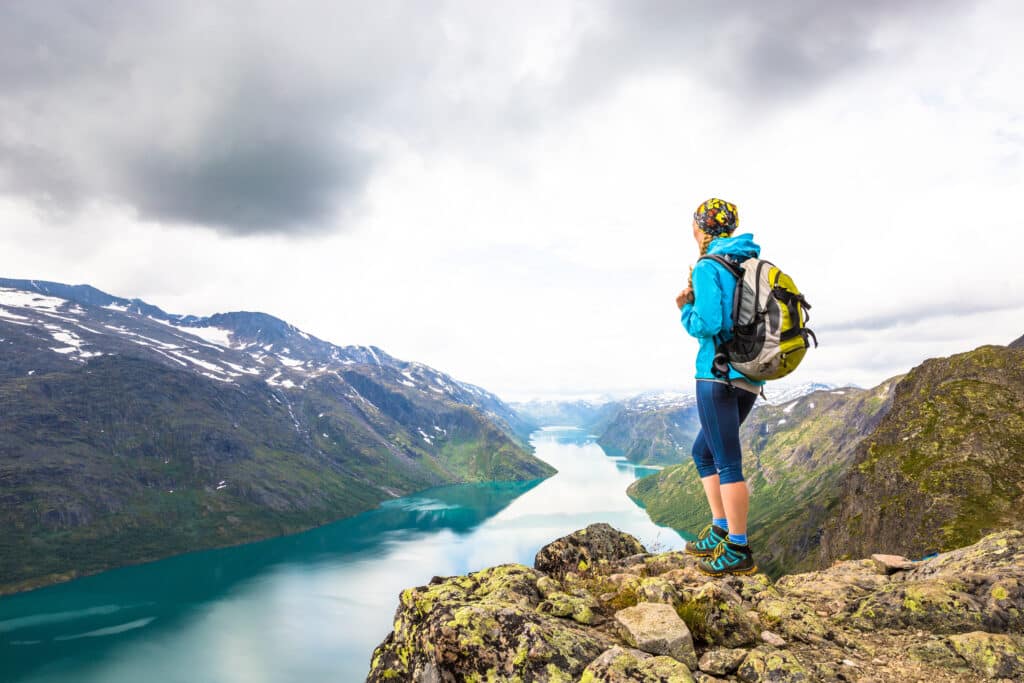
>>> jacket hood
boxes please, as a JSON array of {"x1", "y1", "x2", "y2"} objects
[{"x1": 706, "y1": 232, "x2": 760, "y2": 261}]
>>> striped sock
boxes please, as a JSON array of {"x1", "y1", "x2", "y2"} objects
[
  {"x1": 713, "y1": 517, "x2": 728, "y2": 531},
  {"x1": 728, "y1": 532, "x2": 748, "y2": 546}
]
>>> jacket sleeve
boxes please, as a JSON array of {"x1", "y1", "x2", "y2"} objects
[{"x1": 680, "y1": 261, "x2": 724, "y2": 339}]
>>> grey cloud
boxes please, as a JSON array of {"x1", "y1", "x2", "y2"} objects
[
  {"x1": 816, "y1": 299, "x2": 1024, "y2": 335},
  {"x1": 0, "y1": 1, "x2": 975, "y2": 235},
  {"x1": 0, "y1": 1, "x2": 440, "y2": 236},
  {"x1": 567, "y1": 0, "x2": 967, "y2": 106}
]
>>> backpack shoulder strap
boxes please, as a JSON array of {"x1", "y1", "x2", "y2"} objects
[{"x1": 697, "y1": 254, "x2": 744, "y2": 280}]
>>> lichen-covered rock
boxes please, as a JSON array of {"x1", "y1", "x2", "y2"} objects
[
  {"x1": 771, "y1": 558, "x2": 889, "y2": 618},
  {"x1": 683, "y1": 582, "x2": 760, "y2": 648},
  {"x1": 366, "y1": 563, "x2": 614, "y2": 681},
  {"x1": 535, "y1": 523, "x2": 647, "y2": 580},
  {"x1": 614, "y1": 602, "x2": 698, "y2": 670},
  {"x1": 906, "y1": 638, "x2": 974, "y2": 675},
  {"x1": 368, "y1": 525, "x2": 1024, "y2": 682},
  {"x1": 849, "y1": 576, "x2": 986, "y2": 633},
  {"x1": 692, "y1": 674, "x2": 727, "y2": 683},
  {"x1": 947, "y1": 631, "x2": 1024, "y2": 679},
  {"x1": 580, "y1": 645, "x2": 695, "y2": 682},
  {"x1": 697, "y1": 647, "x2": 748, "y2": 675},
  {"x1": 735, "y1": 647, "x2": 810, "y2": 682},
  {"x1": 755, "y1": 595, "x2": 830, "y2": 644},
  {"x1": 637, "y1": 576, "x2": 681, "y2": 605},
  {"x1": 537, "y1": 589, "x2": 602, "y2": 625}
]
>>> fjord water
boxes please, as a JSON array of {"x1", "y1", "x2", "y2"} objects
[{"x1": 1, "y1": 428, "x2": 686, "y2": 682}]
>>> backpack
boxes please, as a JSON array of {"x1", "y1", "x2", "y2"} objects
[{"x1": 697, "y1": 254, "x2": 818, "y2": 382}]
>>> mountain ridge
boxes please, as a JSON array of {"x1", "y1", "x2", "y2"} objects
[{"x1": 0, "y1": 278, "x2": 551, "y2": 594}]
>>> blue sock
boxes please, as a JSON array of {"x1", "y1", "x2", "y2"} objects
[
  {"x1": 713, "y1": 517, "x2": 728, "y2": 531},
  {"x1": 728, "y1": 532, "x2": 748, "y2": 546}
]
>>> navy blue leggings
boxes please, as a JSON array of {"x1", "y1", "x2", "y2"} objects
[{"x1": 691, "y1": 380, "x2": 758, "y2": 484}]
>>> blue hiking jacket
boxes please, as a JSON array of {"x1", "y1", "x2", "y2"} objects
[{"x1": 680, "y1": 232, "x2": 766, "y2": 386}]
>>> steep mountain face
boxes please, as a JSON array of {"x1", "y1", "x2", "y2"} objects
[
  {"x1": 0, "y1": 279, "x2": 554, "y2": 594},
  {"x1": 816, "y1": 343, "x2": 1024, "y2": 566},
  {"x1": 595, "y1": 385, "x2": 837, "y2": 468},
  {"x1": 509, "y1": 399, "x2": 618, "y2": 432},
  {"x1": 626, "y1": 381, "x2": 898, "y2": 577},
  {"x1": 368, "y1": 523, "x2": 1024, "y2": 682},
  {"x1": 1010, "y1": 332, "x2": 1024, "y2": 348},
  {"x1": 597, "y1": 396, "x2": 700, "y2": 467}
]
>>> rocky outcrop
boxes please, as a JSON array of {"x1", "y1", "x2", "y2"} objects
[
  {"x1": 367, "y1": 524, "x2": 1024, "y2": 682},
  {"x1": 534, "y1": 523, "x2": 647, "y2": 580},
  {"x1": 817, "y1": 344, "x2": 1024, "y2": 567}
]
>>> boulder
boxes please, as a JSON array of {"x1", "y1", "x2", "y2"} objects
[
  {"x1": 683, "y1": 582, "x2": 760, "y2": 648},
  {"x1": 537, "y1": 589, "x2": 602, "y2": 625},
  {"x1": 871, "y1": 553, "x2": 915, "y2": 574},
  {"x1": 580, "y1": 645, "x2": 695, "y2": 682},
  {"x1": 535, "y1": 523, "x2": 647, "y2": 580},
  {"x1": 735, "y1": 647, "x2": 810, "y2": 682},
  {"x1": 697, "y1": 647, "x2": 748, "y2": 675},
  {"x1": 947, "y1": 631, "x2": 1024, "y2": 680},
  {"x1": 614, "y1": 602, "x2": 698, "y2": 670},
  {"x1": 366, "y1": 563, "x2": 614, "y2": 682}
]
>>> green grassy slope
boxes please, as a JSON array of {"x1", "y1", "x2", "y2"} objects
[
  {"x1": 626, "y1": 380, "x2": 899, "y2": 577},
  {"x1": 0, "y1": 355, "x2": 554, "y2": 594}
]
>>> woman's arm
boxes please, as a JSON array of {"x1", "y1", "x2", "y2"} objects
[{"x1": 680, "y1": 261, "x2": 724, "y2": 338}]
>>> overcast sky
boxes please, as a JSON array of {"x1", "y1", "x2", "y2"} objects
[{"x1": 2, "y1": 1, "x2": 1022, "y2": 401}]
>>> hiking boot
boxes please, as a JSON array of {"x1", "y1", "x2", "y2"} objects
[
  {"x1": 697, "y1": 539, "x2": 759, "y2": 576},
  {"x1": 684, "y1": 523, "x2": 728, "y2": 557}
]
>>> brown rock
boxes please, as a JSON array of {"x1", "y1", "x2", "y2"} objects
[{"x1": 871, "y1": 553, "x2": 915, "y2": 574}]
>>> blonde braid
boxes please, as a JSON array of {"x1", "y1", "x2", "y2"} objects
[{"x1": 688, "y1": 232, "x2": 716, "y2": 288}]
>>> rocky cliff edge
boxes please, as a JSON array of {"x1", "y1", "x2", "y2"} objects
[{"x1": 367, "y1": 522, "x2": 1024, "y2": 682}]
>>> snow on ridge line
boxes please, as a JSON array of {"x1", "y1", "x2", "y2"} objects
[{"x1": 0, "y1": 288, "x2": 68, "y2": 312}]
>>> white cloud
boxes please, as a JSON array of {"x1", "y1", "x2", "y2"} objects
[{"x1": 1, "y1": 1, "x2": 1022, "y2": 401}]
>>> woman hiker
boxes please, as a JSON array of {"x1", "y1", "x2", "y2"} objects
[{"x1": 674, "y1": 197, "x2": 763, "y2": 576}]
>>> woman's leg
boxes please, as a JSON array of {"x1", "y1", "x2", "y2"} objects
[
  {"x1": 691, "y1": 429, "x2": 726, "y2": 521},
  {"x1": 697, "y1": 381, "x2": 756, "y2": 538},
  {"x1": 721, "y1": 388, "x2": 759, "y2": 532}
]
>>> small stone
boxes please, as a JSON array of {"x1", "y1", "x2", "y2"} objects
[
  {"x1": 870, "y1": 553, "x2": 915, "y2": 574},
  {"x1": 698, "y1": 648, "x2": 748, "y2": 675},
  {"x1": 761, "y1": 630, "x2": 786, "y2": 647},
  {"x1": 614, "y1": 602, "x2": 698, "y2": 670}
]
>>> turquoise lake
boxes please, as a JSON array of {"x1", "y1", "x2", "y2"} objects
[{"x1": 1, "y1": 428, "x2": 690, "y2": 682}]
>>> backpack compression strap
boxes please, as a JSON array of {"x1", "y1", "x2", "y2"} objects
[{"x1": 697, "y1": 254, "x2": 744, "y2": 279}]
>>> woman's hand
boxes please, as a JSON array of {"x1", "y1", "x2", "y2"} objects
[{"x1": 676, "y1": 286, "x2": 694, "y2": 309}]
